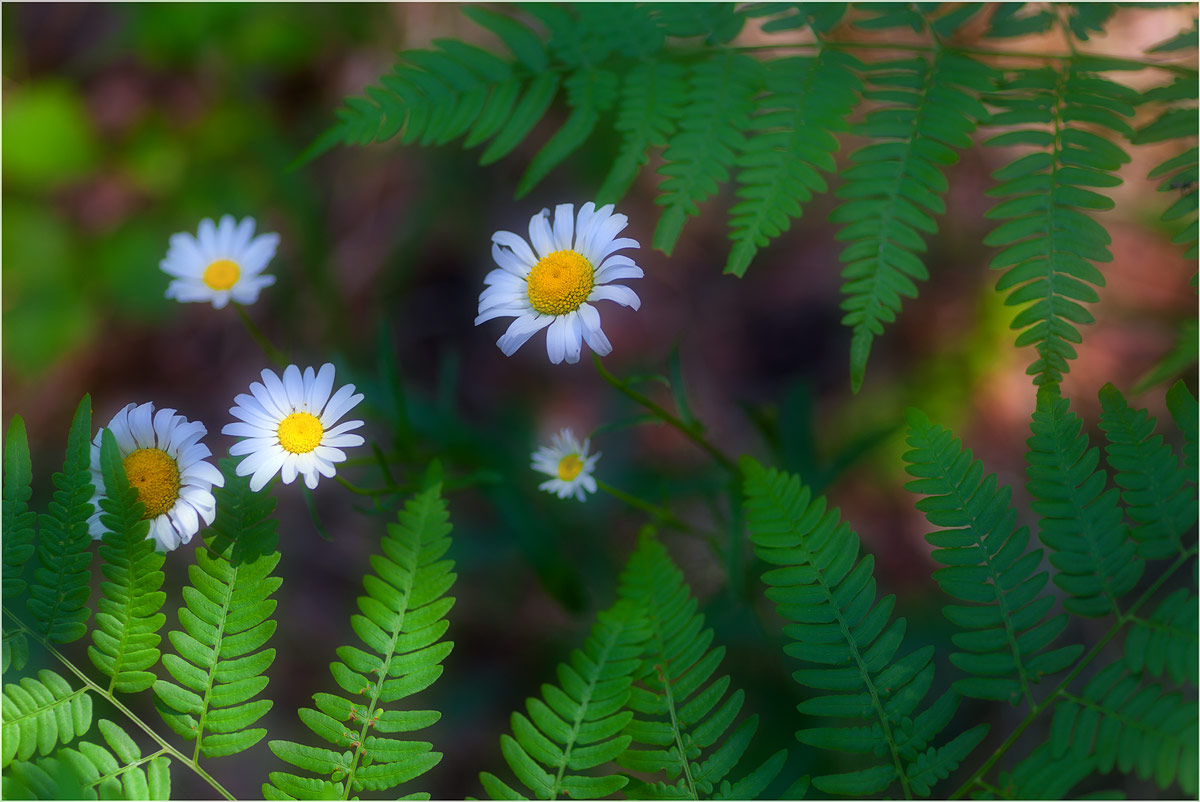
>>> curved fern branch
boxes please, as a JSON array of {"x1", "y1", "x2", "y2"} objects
[{"x1": 266, "y1": 483, "x2": 455, "y2": 800}]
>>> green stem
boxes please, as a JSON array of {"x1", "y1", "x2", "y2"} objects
[
  {"x1": 233, "y1": 303, "x2": 288, "y2": 368},
  {"x1": 948, "y1": 546, "x2": 1197, "y2": 799},
  {"x1": 592, "y1": 354, "x2": 737, "y2": 473},
  {"x1": 3, "y1": 607, "x2": 236, "y2": 802}
]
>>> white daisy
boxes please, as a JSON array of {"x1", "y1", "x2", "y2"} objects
[
  {"x1": 475, "y1": 202, "x2": 643, "y2": 364},
  {"x1": 161, "y1": 215, "x2": 279, "y2": 309},
  {"x1": 88, "y1": 402, "x2": 225, "y2": 552},
  {"x1": 222, "y1": 363, "x2": 365, "y2": 492},
  {"x1": 531, "y1": 428, "x2": 600, "y2": 502}
]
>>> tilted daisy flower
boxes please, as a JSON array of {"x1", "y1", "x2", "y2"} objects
[
  {"x1": 223, "y1": 363, "x2": 365, "y2": 492},
  {"x1": 531, "y1": 428, "x2": 600, "y2": 502},
  {"x1": 87, "y1": 402, "x2": 225, "y2": 552},
  {"x1": 161, "y1": 214, "x2": 279, "y2": 309},
  {"x1": 476, "y1": 202, "x2": 643, "y2": 364}
]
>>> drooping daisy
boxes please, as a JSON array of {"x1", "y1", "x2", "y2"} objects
[
  {"x1": 223, "y1": 363, "x2": 365, "y2": 492},
  {"x1": 531, "y1": 428, "x2": 600, "y2": 502},
  {"x1": 476, "y1": 202, "x2": 643, "y2": 364},
  {"x1": 88, "y1": 403, "x2": 225, "y2": 552},
  {"x1": 161, "y1": 215, "x2": 279, "y2": 309}
]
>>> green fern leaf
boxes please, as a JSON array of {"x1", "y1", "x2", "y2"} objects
[
  {"x1": 1148, "y1": 19, "x2": 1198, "y2": 53},
  {"x1": 1, "y1": 753, "x2": 89, "y2": 801},
  {"x1": 2, "y1": 668, "x2": 92, "y2": 768},
  {"x1": 1097, "y1": 382, "x2": 1196, "y2": 560},
  {"x1": 480, "y1": 72, "x2": 561, "y2": 165},
  {"x1": 647, "y1": 3, "x2": 746, "y2": 43},
  {"x1": 154, "y1": 456, "x2": 279, "y2": 758},
  {"x1": 1124, "y1": 588, "x2": 1198, "y2": 687},
  {"x1": 1135, "y1": 76, "x2": 1198, "y2": 260},
  {"x1": 853, "y1": 3, "x2": 927, "y2": 32},
  {"x1": 835, "y1": 50, "x2": 995, "y2": 392},
  {"x1": 1135, "y1": 318, "x2": 1198, "y2": 393},
  {"x1": 616, "y1": 531, "x2": 785, "y2": 799},
  {"x1": 742, "y1": 457, "x2": 985, "y2": 798},
  {"x1": 3, "y1": 416, "x2": 37, "y2": 602},
  {"x1": 481, "y1": 598, "x2": 650, "y2": 800},
  {"x1": 903, "y1": 409, "x2": 1081, "y2": 705},
  {"x1": 87, "y1": 430, "x2": 166, "y2": 694},
  {"x1": 726, "y1": 50, "x2": 860, "y2": 277},
  {"x1": 985, "y1": 3, "x2": 1056, "y2": 38},
  {"x1": 749, "y1": 3, "x2": 848, "y2": 34},
  {"x1": 2, "y1": 629, "x2": 30, "y2": 677},
  {"x1": 266, "y1": 483, "x2": 454, "y2": 799},
  {"x1": 27, "y1": 395, "x2": 94, "y2": 644},
  {"x1": 1048, "y1": 661, "x2": 1198, "y2": 795},
  {"x1": 653, "y1": 52, "x2": 765, "y2": 254},
  {"x1": 984, "y1": 64, "x2": 1137, "y2": 385},
  {"x1": 1025, "y1": 387, "x2": 1142, "y2": 617},
  {"x1": 999, "y1": 739, "x2": 1098, "y2": 800},
  {"x1": 1166, "y1": 380, "x2": 1197, "y2": 473},
  {"x1": 461, "y1": 6, "x2": 548, "y2": 73},
  {"x1": 1065, "y1": 3, "x2": 1117, "y2": 41}
]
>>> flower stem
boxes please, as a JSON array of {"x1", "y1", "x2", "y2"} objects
[
  {"x1": 592, "y1": 354, "x2": 737, "y2": 473},
  {"x1": 233, "y1": 303, "x2": 288, "y2": 368}
]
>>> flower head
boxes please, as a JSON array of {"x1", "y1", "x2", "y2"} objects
[
  {"x1": 161, "y1": 215, "x2": 279, "y2": 309},
  {"x1": 88, "y1": 403, "x2": 225, "y2": 552},
  {"x1": 223, "y1": 363, "x2": 365, "y2": 492},
  {"x1": 476, "y1": 202, "x2": 643, "y2": 364},
  {"x1": 531, "y1": 428, "x2": 600, "y2": 502}
]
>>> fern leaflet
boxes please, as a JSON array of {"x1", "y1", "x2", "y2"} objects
[
  {"x1": 834, "y1": 50, "x2": 994, "y2": 392},
  {"x1": 154, "y1": 457, "x2": 279, "y2": 759},
  {"x1": 3, "y1": 416, "x2": 37, "y2": 674},
  {"x1": 903, "y1": 409, "x2": 1082, "y2": 704},
  {"x1": 616, "y1": 531, "x2": 786, "y2": 801},
  {"x1": 27, "y1": 395, "x2": 94, "y2": 644},
  {"x1": 1124, "y1": 588, "x2": 1198, "y2": 687},
  {"x1": 1133, "y1": 75, "x2": 1197, "y2": 260},
  {"x1": 1166, "y1": 380, "x2": 1197, "y2": 474},
  {"x1": 266, "y1": 483, "x2": 454, "y2": 800},
  {"x1": 1, "y1": 668, "x2": 92, "y2": 769},
  {"x1": 742, "y1": 457, "x2": 987, "y2": 797}
]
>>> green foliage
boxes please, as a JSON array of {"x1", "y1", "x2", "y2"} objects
[
  {"x1": 1, "y1": 669, "x2": 93, "y2": 769},
  {"x1": 266, "y1": 484, "x2": 455, "y2": 800},
  {"x1": 1166, "y1": 380, "x2": 1198, "y2": 473},
  {"x1": 480, "y1": 600, "x2": 648, "y2": 801},
  {"x1": 1134, "y1": 75, "x2": 1197, "y2": 260},
  {"x1": 616, "y1": 531, "x2": 786, "y2": 800},
  {"x1": 903, "y1": 409, "x2": 1080, "y2": 705},
  {"x1": 89, "y1": 430, "x2": 167, "y2": 694},
  {"x1": 835, "y1": 50, "x2": 994, "y2": 392},
  {"x1": 741, "y1": 458, "x2": 987, "y2": 798},
  {"x1": 1124, "y1": 588, "x2": 1198, "y2": 687},
  {"x1": 3, "y1": 417, "x2": 37, "y2": 674},
  {"x1": 27, "y1": 395, "x2": 95, "y2": 644},
  {"x1": 983, "y1": 63, "x2": 1136, "y2": 386},
  {"x1": 154, "y1": 457, "x2": 280, "y2": 759}
]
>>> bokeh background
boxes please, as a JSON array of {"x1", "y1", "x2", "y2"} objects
[{"x1": 3, "y1": 3, "x2": 1195, "y2": 799}]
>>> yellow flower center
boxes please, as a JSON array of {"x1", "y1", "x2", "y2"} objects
[
  {"x1": 526, "y1": 250, "x2": 594, "y2": 316},
  {"x1": 557, "y1": 454, "x2": 584, "y2": 481},
  {"x1": 122, "y1": 448, "x2": 181, "y2": 519},
  {"x1": 202, "y1": 259, "x2": 241, "y2": 291},
  {"x1": 278, "y1": 412, "x2": 324, "y2": 454}
]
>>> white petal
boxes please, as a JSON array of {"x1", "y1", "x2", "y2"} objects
[
  {"x1": 281, "y1": 454, "x2": 298, "y2": 485},
  {"x1": 239, "y1": 233, "x2": 280, "y2": 275},
  {"x1": 249, "y1": 449, "x2": 287, "y2": 491},
  {"x1": 593, "y1": 236, "x2": 640, "y2": 264},
  {"x1": 321, "y1": 385, "x2": 363, "y2": 426},
  {"x1": 232, "y1": 217, "x2": 257, "y2": 254},
  {"x1": 476, "y1": 303, "x2": 529, "y2": 326},
  {"x1": 303, "y1": 469, "x2": 320, "y2": 489},
  {"x1": 258, "y1": 370, "x2": 291, "y2": 416},
  {"x1": 577, "y1": 303, "x2": 612, "y2": 356},
  {"x1": 528, "y1": 208, "x2": 555, "y2": 259},
  {"x1": 128, "y1": 403, "x2": 156, "y2": 448},
  {"x1": 552, "y1": 203, "x2": 575, "y2": 250},
  {"x1": 229, "y1": 436, "x2": 277, "y2": 456},
  {"x1": 497, "y1": 313, "x2": 553, "y2": 357},
  {"x1": 545, "y1": 315, "x2": 569, "y2": 364},
  {"x1": 492, "y1": 230, "x2": 539, "y2": 268},
  {"x1": 184, "y1": 460, "x2": 224, "y2": 487},
  {"x1": 282, "y1": 365, "x2": 305, "y2": 409},
  {"x1": 308, "y1": 363, "x2": 336, "y2": 412},
  {"x1": 197, "y1": 218, "x2": 218, "y2": 260},
  {"x1": 491, "y1": 242, "x2": 533, "y2": 277},
  {"x1": 589, "y1": 284, "x2": 641, "y2": 310},
  {"x1": 563, "y1": 311, "x2": 583, "y2": 364}
]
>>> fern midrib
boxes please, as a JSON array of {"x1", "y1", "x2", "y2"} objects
[
  {"x1": 81, "y1": 746, "x2": 169, "y2": 792},
  {"x1": 1032, "y1": 64, "x2": 1073, "y2": 383},
  {"x1": 1, "y1": 684, "x2": 89, "y2": 727},
  {"x1": 103, "y1": 493, "x2": 155, "y2": 696},
  {"x1": 191, "y1": 541, "x2": 242, "y2": 763},
  {"x1": 642, "y1": 608, "x2": 699, "y2": 801},
  {"x1": 1060, "y1": 686, "x2": 1189, "y2": 746}
]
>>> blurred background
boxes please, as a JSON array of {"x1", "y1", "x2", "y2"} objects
[{"x1": 3, "y1": 3, "x2": 1195, "y2": 799}]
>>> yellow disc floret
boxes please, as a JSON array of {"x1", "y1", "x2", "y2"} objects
[
  {"x1": 122, "y1": 448, "x2": 181, "y2": 519},
  {"x1": 557, "y1": 454, "x2": 584, "y2": 481},
  {"x1": 278, "y1": 412, "x2": 324, "y2": 454},
  {"x1": 526, "y1": 250, "x2": 594, "y2": 315},
  {"x1": 202, "y1": 259, "x2": 241, "y2": 291}
]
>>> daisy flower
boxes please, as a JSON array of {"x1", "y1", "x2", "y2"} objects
[
  {"x1": 476, "y1": 202, "x2": 643, "y2": 364},
  {"x1": 531, "y1": 428, "x2": 600, "y2": 502},
  {"x1": 88, "y1": 402, "x2": 224, "y2": 552},
  {"x1": 161, "y1": 215, "x2": 279, "y2": 309},
  {"x1": 223, "y1": 363, "x2": 365, "y2": 492}
]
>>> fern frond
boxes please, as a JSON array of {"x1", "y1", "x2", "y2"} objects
[
  {"x1": 615, "y1": 531, "x2": 786, "y2": 800},
  {"x1": 726, "y1": 50, "x2": 860, "y2": 278},
  {"x1": 1025, "y1": 387, "x2": 1142, "y2": 617},
  {"x1": 1124, "y1": 588, "x2": 1198, "y2": 687},
  {"x1": 834, "y1": 50, "x2": 995, "y2": 392},
  {"x1": 647, "y1": 3, "x2": 747, "y2": 43},
  {"x1": 3, "y1": 416, "x2": 37, "y2": 602},
  {"x1": 653, "y1": 52, "x2": 765, "y2": 254},
  {"x1": 1166, "y1": 380, "x2": 1197, "y2": 474},
  {"x1": 266, "y1": 483, "x2": 454, "y2": 799},
  {"x1": 480, "y1": 599, "x2": 649, "y2": 801},
  {"x1": 88, "y1": 430, "x2": 166, "y2": 694},
  {"x1": 1134, "y1": 76, "x2": 1198, "y2": 260},
  {"x1": 984, "y1": 64, "x2": 1137, "y2": 385},
  {"x1": 903, "y1": 409, "x2": 1081, "y2": 704},
  {"x1": 984, "y1": 3, "x2": 1056, "y2": 38},
  {"x1": 852, "y1": 3, "x2": 927, "y2": 33},
  {"x1": 27, "y1": 395, "x2": 94, "y2": 644},
  {"x1": 1097, "y1": 382, "x2": 1195, "y2": 560},
  {"x1": 1047, "y1": 661, "x2": 1198, "y2": 796},
  {"x1": 154, "y1": 457, "x2": 279, "y2": 759},
  {"x1": 747, "y1": 3, "x2": 848, "y2": 35},
  {"x1": 2, "y1": 668, "x2": 92, "y2": 768},
  {"x1": 998, "y1": 740, "x2": 1098, "y2": 800},
  {"x1": 742, "y1": 457, "x2": 987, "y2": 797}
]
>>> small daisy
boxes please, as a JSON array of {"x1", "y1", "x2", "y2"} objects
[
  {"x1": 223, "y1": 363, "x2": 365, "y2": 492},
  {"x1": 531, "y1": 428, "x2": 600, "y2": 502},
  {"x1": 476, "y1": 202, "x2": 643, "y2": 364},
  {"x1": 88, "y1": 403, "x2": 225, "y2": 552},
  {"x1": 161, "y1": 215, "x2": 279, "y2": 309}
]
